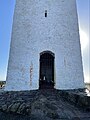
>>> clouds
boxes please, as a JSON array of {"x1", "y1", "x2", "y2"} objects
[
  {"x1": 84, "y1": 74, "x2": 90, "y2": 83},
  {"x1": 79, "y1": 29, "x2": 89, "y2": 51},
  {"x1": 79, "y1": 28, "x2": 90, "y2": 83}
]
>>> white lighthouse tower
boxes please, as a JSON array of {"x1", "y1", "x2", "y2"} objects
[{"x1": 5, "y1": 0, "x2": 85, "y2": 91}]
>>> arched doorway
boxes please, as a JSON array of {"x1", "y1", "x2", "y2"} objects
[{"x1": 39, "y1": 51, "x2": 55, "y2": 89}]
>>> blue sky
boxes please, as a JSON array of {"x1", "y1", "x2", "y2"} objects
[{"x1": 0, "y1": 0, "x2": 90, "y2": 83}]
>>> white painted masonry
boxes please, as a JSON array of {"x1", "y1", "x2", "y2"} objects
[{"x1": 5, "y1": 0, "x2": 85, "y2": 91}]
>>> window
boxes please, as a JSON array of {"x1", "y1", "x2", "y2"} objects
[{"x1": 45, "y1": 10, "x2": 47, "y2": 17}]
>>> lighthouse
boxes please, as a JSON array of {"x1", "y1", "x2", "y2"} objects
[{"x1": 5, "y1": 0, "x2": 84, "y2": 91}]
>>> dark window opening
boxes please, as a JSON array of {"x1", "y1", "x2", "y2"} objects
[{"x1": 45, "y1": 10, "x2": 47, "y2": 17}]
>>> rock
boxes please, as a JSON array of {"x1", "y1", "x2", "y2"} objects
[
  {"x1": 45, "y1": 103, "x2": 58, "y2": 110},
  {"x1": 2, "y1": 104, "x2": 8, "y2": 111},
  {"x1": 26, "y1": 108, "x2": 31, "y2": 114},
  {"x1": 32, "y1": 102, "x2": 43, "y2": 110},
  {"x1": 31, "y1": 109, "x2": 46, "y2": 118},
  {"x1": 10, "y1": 103, "x2": 20, "y2": 112},
  {"x1": 31, "y1": 95, "x2": 47, "y2": 110},
  {"x1": 23, "y1": 104, "x2": 31, "y2": 115},
  {"x1": 7, "y1": 103, "x2": 13, "y2": 112},
  {"x1": 0, "y1": 89, "x2": 90, "y2": 119},
  {"x1": 15, "y1": 98, "x2": 24, "y2": 102},
  {"x1": 17, "y1": 103, "x2": 26, "y2": 114},
  {"x1": 46, "y1": 109, "x2": 59, "y2": 119}
]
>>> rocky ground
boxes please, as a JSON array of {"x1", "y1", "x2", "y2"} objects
[{"x1": 0, "y1": 89, "x2": 90, "y2": 120}]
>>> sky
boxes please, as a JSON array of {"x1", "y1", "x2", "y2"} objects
[{"x1": 0, "y1": 0, "x2": 90, "y2": 83}]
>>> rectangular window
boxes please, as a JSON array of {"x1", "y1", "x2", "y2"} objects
[{"x1": 45, "y1": 10, "x2": 47, "y2": 17}]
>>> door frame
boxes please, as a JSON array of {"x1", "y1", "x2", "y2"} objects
[{"x1": 39, "y1": 50, "x2": 55, "y2": 89}]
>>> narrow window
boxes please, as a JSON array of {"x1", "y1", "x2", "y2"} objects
[{"x1": 45, "y1": 10, "x2": 47, "y2": 17}]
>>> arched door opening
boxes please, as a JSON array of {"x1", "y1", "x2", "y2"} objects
[{"x1": 39, "y1": 51, "x2": 55, "y2": 89}]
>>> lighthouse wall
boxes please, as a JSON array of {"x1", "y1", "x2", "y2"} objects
[{"x1": 5, "y1": 0, "x2": 84, "y2": 91}]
